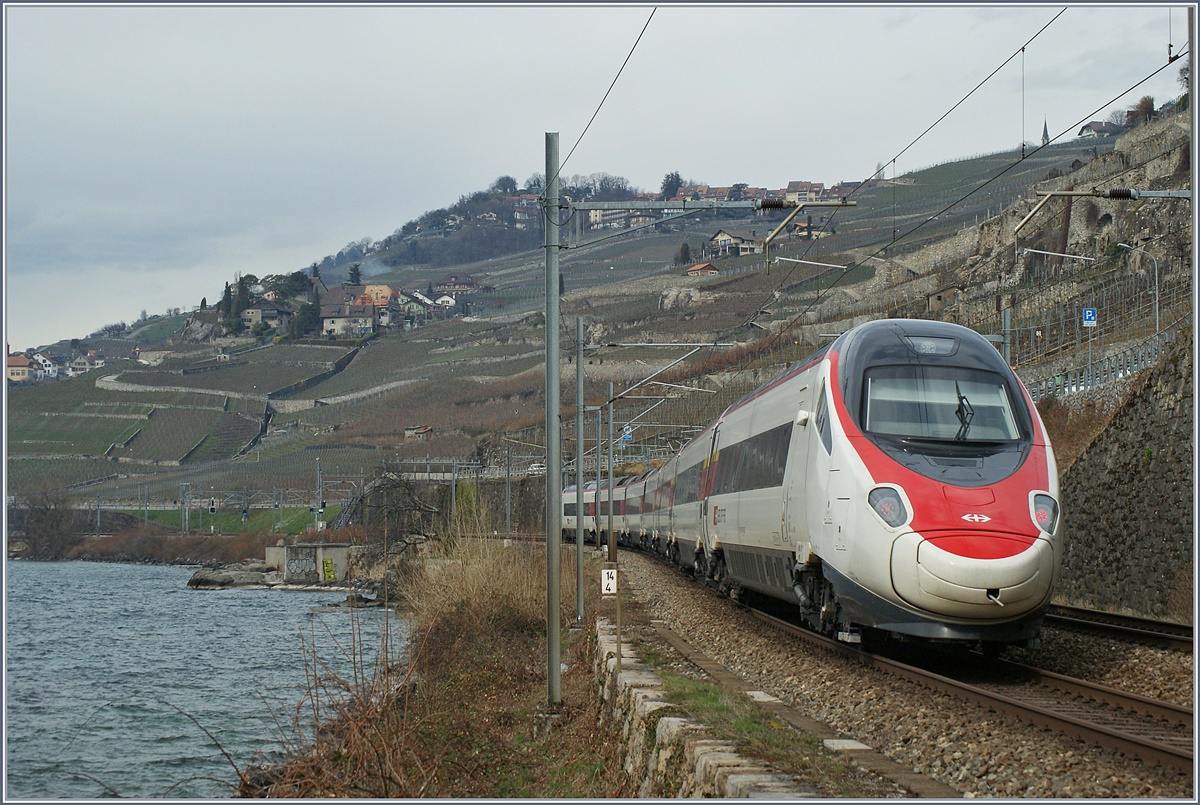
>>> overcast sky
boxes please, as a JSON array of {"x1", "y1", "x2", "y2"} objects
[{"x1": 3, "y1": 2, "x2": 1190, "y2": 351}]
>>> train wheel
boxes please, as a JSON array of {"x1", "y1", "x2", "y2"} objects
[
  {"x1": 711, "y1": 555, "x2": 730, "y2": 597},
  {"x1": 692, "y1": 550, "x2": 708, "y2": 581}
]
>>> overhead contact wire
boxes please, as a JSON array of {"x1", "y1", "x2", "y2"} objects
[
  {"x1": 545, "y1": 7, "x2": 656, "y2": 199},
  {"x1": 729, "y1": 54, "x2": 1182, "y2": 360},
  {"x1": 728, "y1": 9, "x2": 1067, "y2": 339}
]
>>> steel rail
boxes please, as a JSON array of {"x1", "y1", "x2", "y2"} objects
[
  {"x1": 1046, "y1": 604, "x2": 1193, "y2": 651},
  {"x1": 749, "y1": 609, "x2": 1194, "y2": 774}
]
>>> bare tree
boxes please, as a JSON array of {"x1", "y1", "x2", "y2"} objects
[
  {"x1": 367, "y1": 473, "x2": 441, "y2": 554},
  {"x1": 12, "y1": 482, "x2": 80, "y2": 560}
]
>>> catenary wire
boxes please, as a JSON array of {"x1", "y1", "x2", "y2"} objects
[
  {"x1": 722, "y1": 54, "x2": 1183, "y2": 358},
  {"x1": 543, "y1": 7, "x2": 656, "y2": 203},
  {"x1": 740, "y1": 8, "x2": 1068, "y2": 320}
]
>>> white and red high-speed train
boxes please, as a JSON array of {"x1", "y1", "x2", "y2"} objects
[{"x1": 565, "y1": 319, "x2": 1062, "y2": 651}]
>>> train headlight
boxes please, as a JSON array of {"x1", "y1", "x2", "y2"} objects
[
  {"x1": 868, "y1": 487, "x2": 909, "y2": 528},
  {"x1": 1032, "y1": 494, "x2": 1059, "y2": 534}
]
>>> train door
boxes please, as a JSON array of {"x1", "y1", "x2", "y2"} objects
[
  {"x1": 807, "y1": 379, "x2": 849, "y2": 557},
  {"x1": 699, "y1": 424, "x2": 721, "y2": 555},
  {"x1": 783, "y1": 383, "x2": 813, "y2": 552}
]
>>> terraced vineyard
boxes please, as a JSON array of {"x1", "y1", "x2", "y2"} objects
[
  {"x1": 7, "y1": 413, "x2": 144, "y2": 456},
  {"x1": 109, "y1": 408, "x2": 225, "y2": 463},
  {"x1": 116, "y1": 361, "x2": 321, "y2": 394}
]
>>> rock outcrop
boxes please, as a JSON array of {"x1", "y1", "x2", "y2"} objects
[{"x1": 186, "y1": 560, "x2": 282, "y2": 589}]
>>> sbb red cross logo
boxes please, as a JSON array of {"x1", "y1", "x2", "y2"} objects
[{"x1": 962, "y1": 513, "x2": 991, "y2": 523}]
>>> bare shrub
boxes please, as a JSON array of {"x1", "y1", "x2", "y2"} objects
[
  {"x1": 242, "y1": 540, "x2": 610, "y2": 798},
  {"x1": 12, "y1": 482, "x2": 82, "y2": 560}
]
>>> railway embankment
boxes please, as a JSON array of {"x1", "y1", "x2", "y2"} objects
[
  {"x1": 1056, "y1": 331, "x2": 1193, "y2": 617},
  {"x1": 593, "y1": 618, "x2": 817, "y2": 798}
]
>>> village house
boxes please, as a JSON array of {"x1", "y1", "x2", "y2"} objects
[
  {"x1": 69, "y1": 354, "x2": 104, "y2": 376},
  {"x1": 785, "y1": 181, "x2": 826, "y2": 205},
  {"x1": 686, "y1": 262, "x2": 719, "y2": 277},
  {"x1": 30, "y1": 351, "x2": 62, "y2": 379},
  {"x1": 241, "y1": 301, "x2": 295, "y2": 333},
  {"x1": 707, "y1": 229, "x2": 764, "y2": 258},
  {"x1": 360, "y1": 284, "x2": 397, "y2": 306},
  {"x1": 321, "y1": 303, "x2": 376, "y2": 339},
  {"x1": 434, "y1": 274, "x2": 478, "y2": 295},
  {"x1": 628, "y1": 210, "x2": 657, "y2": 229},
  {"x1": 1077, "y1": 121, "x2": 1126, "y2": 138},
  {"x1": 513, "y1": 195, "x2": 540, "y2": 229},
  {"x1": 7, "y1": 355, "x2": 37, "y2": 383},
  {"x1": 587, "y1": 208, "x2": 627, "y2": 229}
]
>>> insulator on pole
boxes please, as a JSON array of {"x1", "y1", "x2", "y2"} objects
[
  {"x1": 757, "y1": 198, "x2": 787, "y2": 209},
  {"x1": 1106, "y1": 188, "x2": 1133, "y2": 199}
]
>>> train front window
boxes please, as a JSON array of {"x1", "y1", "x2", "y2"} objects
[{"x1": 862, "y1": 366, "x2": 1022, "y2": 441}]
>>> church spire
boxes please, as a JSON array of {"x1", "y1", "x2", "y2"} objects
[{"x1": 1041, "y1": 117, "x2": 1050, "y2": 147}]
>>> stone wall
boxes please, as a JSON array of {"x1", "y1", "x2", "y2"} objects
[
  {"x1": 1055, "y1": 334, "x2": 1193, "y2": 617},
  {"x1": 593, "y1": 618, "x2": 813, "y2": 798}
]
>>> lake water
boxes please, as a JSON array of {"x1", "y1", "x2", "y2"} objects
[{"x1": 4, "y1": 561, "x2": 407, "y2": 799}]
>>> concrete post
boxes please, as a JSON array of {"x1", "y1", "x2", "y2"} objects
[{"x1": 545, "y1": 132, "x2": 562, "y2": 706}]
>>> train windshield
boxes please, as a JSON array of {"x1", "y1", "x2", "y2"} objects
[{"x1": 862, "y1": 366, "x2": 1022, "y2": 442}]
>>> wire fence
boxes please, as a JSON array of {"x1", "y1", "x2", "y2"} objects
[{"x1": 1022, "y1": 327, "x2": 1179, "y2": 402}]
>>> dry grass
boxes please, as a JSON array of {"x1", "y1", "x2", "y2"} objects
[{"x1": 241, "y1": 537, "x2": 628, "y2": 798}]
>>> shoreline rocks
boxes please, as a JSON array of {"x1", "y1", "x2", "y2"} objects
[
  {"x1": 185, "y1": 560, "x2": 393, "y2": 603},
  {"x1": 186, "y1": 560, "x2": 283, "y2": 590}
]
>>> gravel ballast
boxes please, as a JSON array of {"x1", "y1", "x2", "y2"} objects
[{"x1": 619, "y1": 550, "x2": 1194, "y2": 799}]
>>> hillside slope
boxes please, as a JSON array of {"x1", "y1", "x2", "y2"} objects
[{"x1": 6, "y1": 116, "x2": 1190, "y2": 513}]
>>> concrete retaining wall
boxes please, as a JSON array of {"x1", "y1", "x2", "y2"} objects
[{"x1": 594, "y1": 618, "x2": 813, "y2": 798}]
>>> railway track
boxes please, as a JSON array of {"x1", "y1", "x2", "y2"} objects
[
  {"x1": 750, "y1": 608, "x2": 1194, "y2": 774},
  {"x1": 1045, "y1": 604, "x2": 1193, "y2": 651}
]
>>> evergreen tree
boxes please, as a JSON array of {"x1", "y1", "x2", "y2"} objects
[
  {"x1": 675, "y1": 242, "x2": 691, "y2": 266},
  {"x1": 660, "y1": 171, "x2": 683, "y2": 200},
  {"x1": 348, "y1": 262, "x2": 363, "y2": 285},
  {"x1": 234, "y1": 275, "x2": 250, "y2": 316}
]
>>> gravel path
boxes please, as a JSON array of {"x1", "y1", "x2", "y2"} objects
[{"x1": 619, "y1": 550, "x2": 1194, "y2": 799}]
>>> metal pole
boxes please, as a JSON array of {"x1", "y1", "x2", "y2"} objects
[
  {"x1": 1001, "y1": 307, "x2": 1011, "y2": 366},
  {"x1": 545, "y1": 131, "x2": 562, "y2": 706},
  {"x1": 607, "y1": 380, "x2": 621, "y2": 677},
  {"x1": 505, "y1": 443, "x2": 512, "y2": 534},
  {"x1": 575, "y1": 316, "x2": 585, "y2": 624},
  {"x1": 607, "y1": 382, "x2": 615, "y2": 563},
  {"x1": 596, "y1": 408, "x2": 603, "y2": 541}
]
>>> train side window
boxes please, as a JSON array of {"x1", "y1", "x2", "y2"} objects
[
  {"x1": 563, "y1": 503, "x2": 577, "y2": 517},
  {"x1": 815, "y1": 386, "x2": 832, "y2": 454}
]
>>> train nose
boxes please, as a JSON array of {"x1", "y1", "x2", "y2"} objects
[{"x1": 890, "y1": 531, "x2": 1055, "y2": 618}]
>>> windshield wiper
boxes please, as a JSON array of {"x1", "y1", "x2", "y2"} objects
[{"x1": 954, "y1": 381, "x2": 974, "y2": 441}]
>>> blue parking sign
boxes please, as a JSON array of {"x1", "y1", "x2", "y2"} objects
[{"x1": 1082, "y1": 308, "x2": 1097, "y2": 327}]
